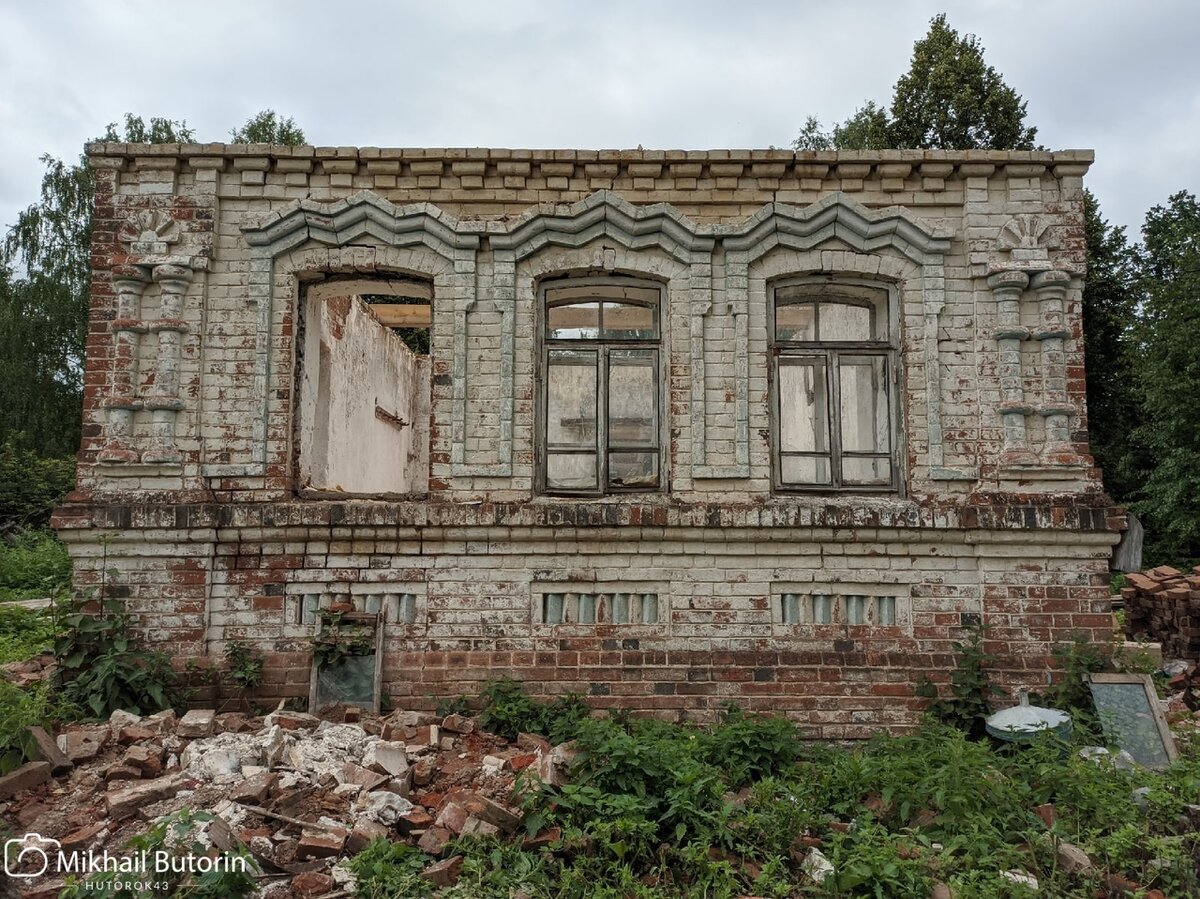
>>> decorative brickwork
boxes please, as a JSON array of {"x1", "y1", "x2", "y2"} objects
[{"x1": 55, "y1": 145, "x2": 1120, "y2": 737}]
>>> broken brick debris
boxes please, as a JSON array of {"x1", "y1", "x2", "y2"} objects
[{"x1": 0, "y1": 705, "x2": 535, "y2": 896}]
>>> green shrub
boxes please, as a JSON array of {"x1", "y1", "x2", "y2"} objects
[
  {"x1": 698, "y1": 705, "x2": 802, "y2": 787},
  {"x1": 223, "y1": 639, "x2": 263, "y2": 691},
  {"x1": 0, "y1": 679, "x2": 74, "y2": 774},
  {"x1": 921, "y1": 623, "x2": 1001, "y2": 737},
  {"x1": 0, "y1": 528, "x2": 72, "y2": 600},
  {"x1": 55, "y1": 594, "x2": 184, "y2": 717},
  {"x1": 0, "y1": 603, "x2": 54, "y2": 664},
  {"x1": 348, "y1": 837, "x2": 431, "y2": 898},
  {"x1": 479, "y1": 677, "x2": 589, "y2": 742},
  {"x1": 0, "y1": 442, "x2": 74, "y2": 529}
]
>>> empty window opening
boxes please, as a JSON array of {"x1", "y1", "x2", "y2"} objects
[{"x1": 296, "y1": 278, "x2": 432, "y2": 495}]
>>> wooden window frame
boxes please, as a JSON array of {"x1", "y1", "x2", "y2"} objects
[
  {"x1": 769, "y1": 278, "x2": 902, "y2": 493},
  {"x1": 536, "y1": 277, "x2": 666, "y2": 497}
]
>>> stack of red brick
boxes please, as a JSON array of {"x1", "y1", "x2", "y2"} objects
[{"x1": 1121, "y1": 565, "x2": 1200, "y2": 659}]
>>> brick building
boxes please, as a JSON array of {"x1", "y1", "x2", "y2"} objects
[{"x1": 54, "y1": 144, "x2": 1122, "y2": 736}]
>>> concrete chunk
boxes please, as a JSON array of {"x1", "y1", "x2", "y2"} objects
[
  {"x1": 105, "y1": 773, "x2": 187, "y2": 818},
  {"x1": 177, "y1": 709, "x2": 216, "y2": 738}
]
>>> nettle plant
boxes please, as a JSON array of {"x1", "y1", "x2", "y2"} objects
[{"x1": 53, "y1": 569, "x2": 184, "y2": 718}]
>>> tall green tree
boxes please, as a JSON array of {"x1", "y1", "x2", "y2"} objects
[
  {"x1": 795, "y1": 14, "x2": 1037, "y2": 151},
  {"x1": 1080, "y1": 190, "x2": 1143, "y2": 503},
  {"x1": 230, "y1": 110, "x2": 305, "y2": 145},
  {"x1": 0, "y1": 116, "x2": 193, "y2": 457},
  {"x1": 1, "y1": 111, "x2": 305, "y2": 458},
  {"x1": 1132, "y1": 191, "x2": 1200, "y2": 563}
]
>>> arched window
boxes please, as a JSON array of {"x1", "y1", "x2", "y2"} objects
[
  {"x1": 771, "y1": 280, "x2": 898, "y2": 491},
  {"x1": 540, "y1": 279, "x2": 663, "y2": 495}
]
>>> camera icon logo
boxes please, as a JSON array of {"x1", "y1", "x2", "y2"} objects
[{"x1": 4, "y1": 833, "x2": 60, "y2": 878}]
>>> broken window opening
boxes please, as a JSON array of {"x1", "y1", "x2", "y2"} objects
[
  {"x1": 361, "y1": 293, "x2": 431, "y2": 356},
  {"x1": 772, "y1": 280, "x2": 898, "y2": 492},
  {"x1": 540, "y1": 279, "x2": 663, "y2": 496},
  {"x1": 296, "y1": 277, "x2": 432, "y2": 496},
  {"x1": 310, "y1": 608, "x2": 383, "y2": 714}
]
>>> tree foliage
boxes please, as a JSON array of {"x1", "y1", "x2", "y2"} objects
[
  {"x1": 887, "y1": 14, "x2": 1037, "y2": 150},
  {"x1": 795, "y1": 14, "x2": 1037, "y2": 151},
  {"x1": 1080, "y1": 190, "x2": 1143, "y2": 503},
  {"x1": 1131, "y1": 191, "x2": 1200, "y2": 563},
  {"x1": 230, "y1": 109, "x2": 306, "y2": 145},
  {"x1": 1, "y1": 111, "x2": 301, "y2": 458}
]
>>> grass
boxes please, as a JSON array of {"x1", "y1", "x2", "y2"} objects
[
  {"x1": 0, "y1": 603, "x2": 54, "y2": 665},
  {"x1": 348, "y1": 683, "x2": 1200, "y2": 898},
  {"x1": 0, "y1": 528, "x2": 72, "y2": 602}
]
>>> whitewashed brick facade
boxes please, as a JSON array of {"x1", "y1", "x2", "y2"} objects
[{"x1": 54, "y1": 145, "x2": 1121, "y2": 736}]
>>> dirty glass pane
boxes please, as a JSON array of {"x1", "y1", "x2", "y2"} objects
[
  {"x1": 547, "y1": 350, "x2": 597, "y2": 447},
  {"x1": 779, "y1": 358, "x2": 829, "y2": 453},
  {"x1": 845, "y1": 595, "x2": 866, "y2": 624},
  {"x1": 877, "y1": 596, "x2": 897, "y2": 626},
  {"x1": 1089, "y1": 680, "x2": 1172, "y2": 768},
  {"x1": 819, "y1": 302, "x2": 873, "y2": 341},
  {"x1": 781, "y1": 455, "x2": 831, "y2": 486},
  {"x1": 609, "y1": 451, "x2": 659, "y2": 489},
  {"x1": 602, "y1": 302, "x2": 656, "y2": 339},
  {"x1": 609, "y1": 350, "x2": 657, "y2": 447},
  {"x1": 543, "y1": 593, "x2": 564, "y2": 624},
  {"x1": 811, "y1": 594, "x2": 833, "y2": 624},
  {"x1": 548, "y1": 302, "x2": 600, "y2": 339},
  {"x1": 775, "y1": 301, "x2": 816, "y2": 341},
  {"x1": 838, "y1": 356, "x2": 889, "y2": 453},
  {"x1": 315, "y1": 654, "x2": 377, "y2": 710},
  {"x1": 547, "y1": 452, "x2": 597, "y2": 490},
  {"x1": 842, "y1": 456, "x2": 892, "y2": 486}
]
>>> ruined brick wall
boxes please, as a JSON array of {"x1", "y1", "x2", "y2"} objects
[{"x1": 54, "y1": 145, "x2": 1121, "y2": 737}]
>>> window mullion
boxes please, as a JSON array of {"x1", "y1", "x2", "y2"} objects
[
  {"x1": 827, "y1": 349, "x2": 842, "y2": 488},
  {"x1": 598, "y1": 346, "x2": 609, "y2": 495}
]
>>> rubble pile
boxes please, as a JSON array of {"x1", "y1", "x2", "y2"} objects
[
  {"x1": 0, "y1": 704, "x2": 565, "y2": 897},
  {"x1": 1122, "y1": 564, "x2": 1200, "y2": 659}
]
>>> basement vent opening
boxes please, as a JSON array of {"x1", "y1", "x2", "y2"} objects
[
  {"x1": 292, "y1": 591, "x2": 419, "y2": 626},
  {"x1": 542, "y1": 591, "x2": 660, "y2": 625},
  {"x1": 779, "y1": 592, "x2": 901, "y2": 626}
]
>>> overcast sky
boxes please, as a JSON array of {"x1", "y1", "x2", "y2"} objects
[{"x1": 1, "y1": 0, "x2": 1196, "y2": 240}]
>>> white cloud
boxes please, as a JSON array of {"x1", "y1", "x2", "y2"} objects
[{"x1": 0, "y1": 0, "x2": 1197, "y2": 236}]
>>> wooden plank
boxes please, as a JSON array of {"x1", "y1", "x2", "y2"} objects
[{"x1": 366, "y1": 304, "x2": 431, "y2": 328}]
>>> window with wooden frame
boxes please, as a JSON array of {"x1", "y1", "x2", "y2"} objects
[
  {"x1": 771, "y1": 279, "x2": 899, "y2": 491},
  {"x1": 539, "y1": 279, "x2": 663, "y2": 495}
]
